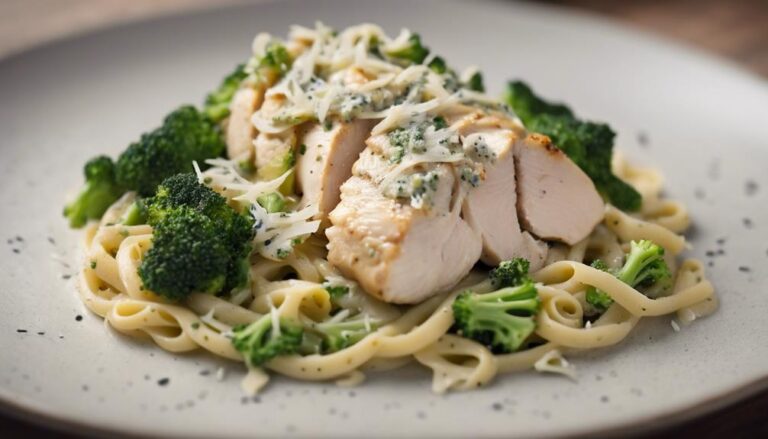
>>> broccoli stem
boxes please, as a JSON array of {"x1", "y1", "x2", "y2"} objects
[
  {"x1": 120, "y1": 201, "x2": 146, "y2": 226},
  {"x1": 585, "y1": 240, "x2": 673, "y2": 315},
  {"x1": 63, "y1": 156, "x2": 123, "y2": 228}
]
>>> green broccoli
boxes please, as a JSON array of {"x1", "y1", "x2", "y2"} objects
[
  {"x1": 259, "y1": 43, "x2": 292, "y2": 73},
  {"x1": 256, "y1": 192, "x2": 287, "y2": 213},
  {"x1": 119, "y1": 201, "x2": 147, "y2": 226},
  {"x1": 204, "y1": 64, "x2": 248, "y2": 122},
  {"x1": 385, "y1": 33, "x2": 430, "y2": 65},
  {"x1": 452, "y1": 282, "x2": 540, "y2": 353},
  {"x1": 139, "y1": 174, "x2": 255, "y2": 298},
  {"x1": 427, "y1": 56, "x2": 448, "y2": 74},
  {"x1": 504, "y1": 81, "x2": 641, "y2": 211},
  {"x1": 585, "y1": 240, "x2": 673, "y2": 315},
  {"x1": 256, "y1": 148, "x2": 296, "y2": 195},
  {"x1": 453, "y1": 259, "x2": 540, "y2": 353},
  {"x1": 231, "y1": 314, "x2": 304, "y2": 367},
  {"x1": 138, "y1": 207, "x2": 229, "y2": 301},
  {"x1": 466, "y1": 71, "x2": 485, "y2": 93},
  {"x1": 309, "y1": 314, "x2": 377, "y2": 353},
  {"x1": 489, "y1": 258, "x2": 531, "y2": 289},
  {"x1": 115, "y1": 106, "x2": 226, "y2": 196},
  {"x1": 504, "y1": 81, "x2": 573, "y2": 123},
  {"x1": 322, "y1": 283, "x2": 350, "y2": 301},
  {"x1": 63, "y1": 156, "x2": 124, "y2": 228},
  {"x1": 585, "y1": 260, "x2": 613, "y2": 314},
  {"x1": 251, "y1": 43, "x2": 293, "y2": 86}
]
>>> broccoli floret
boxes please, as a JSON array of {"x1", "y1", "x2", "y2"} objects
[
  {"x1": 504, "y1": 81, "x2": 573, "y2": 124},
  {"x1": 503, "y1": 81, "x2": 641, "y2": 211},
  {"x1": 253, "y1": 43, "x2": 293, "y2": 85},
  {"x1": 309, "y1": 315, "x2": 377, "y2": 353},
  {"x1": 138, "y1": 207, "x2": 229, "y2": 301},
  {"x1": 324, "y1": 285, "x2": 350, "y2": 301},
  {"x1": 260, "y1": 44, "x2": 292, "y2": 72},
  {"x1": 427, "y1": 56, "x2": 448, "y2": 74},
  {"x1": 617, "y1": 240, "x2": 673, "y2": 296},
  {"x1": 452, "y1": 282, "x2": 540, "y2": 353},
  {"x1": 115, "y1": 106, "x2": 225, "y2": 196},
  {"x1": 140, "y1": 174, "x2": 255, "y2": 297},
  {"x1": 585, "y1": 240, "x2": 673, "y2": 315},
  {"x1": 453, "y1": 258, "x2": 540, "y2": 353},
  {"x1": 385, "y1": 33, "x2": 430, "y2": 65},
  {"x1": 466, "y1": 71, "x2": 485, "y2": 93},
  {"x1": 63, "y1": 156, "x2": 124, "y2": 228},
  {"x1": 231, "y1": 314, "x2": 304, "y2": 367},
  {"x1": 256, "y1": 192, "x2": 287, "y2": 213},
  {"x1": 489, "y1": 258, "x2": 531, "y2": 289},
  {"x1": 204, "y1": 64, "x2": 248, "y2": 122},
  {"x1": 432, "y1": 116, "x2": 448, "y2": 130},
  {"x1": 585, "y1": 260, "x2": 613, "y2": 314}
]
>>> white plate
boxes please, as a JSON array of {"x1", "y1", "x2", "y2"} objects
[{"x1": 1, "y1": 0, "x2": 767, "y2": 437}]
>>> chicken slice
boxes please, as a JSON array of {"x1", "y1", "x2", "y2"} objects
[
  {"x1": 225, "y1": 85, "x2": 265, "y2": 161},
  {"x1": 514, "y1": 134, "x2": 604, "y2": 245},
  {"x1": 457, "y1": 119, "x2": 549, "y2": 270},
  {"x1": 327, "y1": 162, "x2": 481, "y2": 304},
  {"x1": 295, "y1": 119, "x2": 375, "y2": 221}
]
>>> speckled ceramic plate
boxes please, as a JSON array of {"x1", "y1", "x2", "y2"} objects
[{"x1": 1, "y1": 0, "x2": 766, "y2": 437}]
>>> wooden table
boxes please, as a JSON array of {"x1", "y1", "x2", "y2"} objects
[{"x1": 1, "y1": 0, "x2": 766, "y2": 436}]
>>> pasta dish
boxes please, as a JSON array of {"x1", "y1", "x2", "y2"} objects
[{"x1": 62, "y1": 23, "x2": 717, "y2": 394}]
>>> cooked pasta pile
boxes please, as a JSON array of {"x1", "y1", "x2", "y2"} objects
[
  {"x1": 77, "y1": 154, "x2": 716, "y2": 394},
  {"x1": 69, "y1": 23, "x2": 717, "y2": 394}
]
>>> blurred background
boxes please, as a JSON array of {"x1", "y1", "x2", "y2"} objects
[
  {"x1": 1, "y1": 0, "x2": 767, "y2": 77},
  {"x1": 0, "y1": 0, "x2": 766, "y2": 437}
]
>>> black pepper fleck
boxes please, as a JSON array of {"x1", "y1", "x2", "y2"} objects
[
  {"x1": 738, "y1": 266, "x2": 751, "y2": 273},
  {"x1": 12, "y1": 248, "x2": 20, "y2": 254},
  {"x1": 745, "y1": 180, "x2": 759, "y2": 196},
  {"x1": 491, "y1": 402, "x2": 503, "y2": 411},
  {"x1": 16, "y1": 329, "x2": 27, "y2": 333},
  {"x1": 743, "y1": 218, "x2": 753, "y2": 229},
  {"x1": 600, "y1": 396, "x2": 609, "y2": 403},
  {"x1": 75, "y1": 315, "x2": 83, "y2": 322},
  {"x1": 157, "y1": 377, "x2": 170, "y2": 386},
  {"x1": 637, "y1": 131, "x2": 649, "y2": 147}
]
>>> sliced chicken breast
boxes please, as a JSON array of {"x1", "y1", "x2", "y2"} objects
[
  {"x1": 295, "y1": 119, "x2": 375, "y2": 220},
  {"x1": 457, "y1": 117, "x2": 549, "y2": 270},
  {"x1": 226, "y1": 85, "x2": 264, "y2": 161},
  {"x1": 514, "y1": 134, "x2": 604, "y2": 245},
  {"x1": 327, "y1": 162, "x2": 481, "y2": 304}
]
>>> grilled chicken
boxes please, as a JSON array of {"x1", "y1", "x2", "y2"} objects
[
  {"x1": 225, "y1": 85, "x2": 264, "y2": 161},
  {"x1": 327, "y1": 156, "x2": 481, "y2": 304},
  {"x1": 295, "y1": 119, "x2": 375, "y2": 221},
  {"x1": 458, "y1": 123, "x2": 549, "y2": 270},
  {"x1": 514, "y1": 134, "x2": 604, "y2": 245}
]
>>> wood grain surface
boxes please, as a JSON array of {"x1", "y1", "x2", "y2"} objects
[{"x1": 0, "y1": 0, "x2": 766, "y2": 437}]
